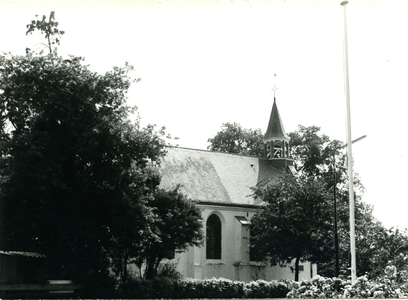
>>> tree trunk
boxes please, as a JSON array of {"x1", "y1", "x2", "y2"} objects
[
  {"x1": 122, "y1": 250, "x2": 129, "y2": 284},
  {"x1": 144, "y1": 250, "x2": 156, "y2": 280},
  {"x1": 294, "y1": 256, "x2": 301, "y2": 281},
  {"x1": 153, "y1": 255, "x2": 163, "y2": 277}
]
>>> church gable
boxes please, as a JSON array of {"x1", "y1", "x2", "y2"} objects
[{"x1": 159, "y1": 147, "x2": 282, "y2": 206}]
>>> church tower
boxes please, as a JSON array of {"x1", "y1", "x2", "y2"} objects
[{"x1": 263, "y1": 97, "x2": 294, "y2": 170}]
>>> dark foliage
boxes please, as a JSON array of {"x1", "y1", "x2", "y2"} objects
[
  {"x1": 0, "y1": 13, "x2": 166, "y2": 293},
  {"x1": 207, "y1": 122, "x2": 264, "y2": 156},
  {"x1": 111, "y1": 186, "x2": 203, "y2": 281},
  {"x1": 250, "y1": 172, "x2": 333, "y2": 281},
  {"x1": 119, "y1": 277, "x2": 288, "y2": 299},
  {"x1": 288, "y1": 125, "x2": 408, "y2": 279}
]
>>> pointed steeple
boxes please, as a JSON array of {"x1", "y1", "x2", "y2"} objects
[
  {"x1": 263, "y1": 97, "x2": 290, "y2": 143},
  {"x1": 263, "y1": 97, "x2": 292, "y2": 166}
]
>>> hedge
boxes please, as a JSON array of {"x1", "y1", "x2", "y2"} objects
[
  {"x1": 287, "y1": 266, "x2": 408, "y2": 298},
  {"x1": 119, "y1": 277, "x2": 289, "y2": 299},
  {"x1": 119, "y1": 265, "x2": 408, "y2": 299}
]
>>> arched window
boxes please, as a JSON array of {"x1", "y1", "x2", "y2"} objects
[{"x1": 206, "y1": 214, "x2": 222, "y2": 259}]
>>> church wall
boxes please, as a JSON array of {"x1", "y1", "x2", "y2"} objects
[{"x1": 174, "y1": 204, "x2": 317, "y2": 282}]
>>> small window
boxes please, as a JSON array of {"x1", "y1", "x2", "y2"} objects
[{"x1": 206, "y1": 214, "x2": 221, "y2": 259}]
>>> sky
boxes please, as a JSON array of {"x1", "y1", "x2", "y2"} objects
[{"x1": 1, "y1": 0, "x2": 407, "y2": 229}]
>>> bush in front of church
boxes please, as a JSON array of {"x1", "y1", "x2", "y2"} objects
[
  {"x1": 174, "y1": 278, "x2": 246, "y2": 298},
  {"x1": 244, "y1": 279, "x2": 289, "y2": 298},
  {"x1": 286, "y1": 265, "x2": 408, "y2": 298},
  {"x1": 118, "y1": 277, "x2": 289, "y2": 298},
  {"x1": 119, "y1": 276, "x2": 176, "y2": 299},
  {"x1": 174, "y1": 278, "x2": 289, "y2": 298}
]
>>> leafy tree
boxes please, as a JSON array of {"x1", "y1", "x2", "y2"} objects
[
  {"x1": 289, "y1": 125, "x2": 331, "y2": 176},
  {"x1": 137, "y1": 187, "x2": 203, "y2": 280},
  {"x1": 0, "y1": 14, "x2": 167, "y2": 293},
  {"x1": 26, "y1": 11, "x2": 65, "y2": 54},
  {"x1": 316, "y1": 189, "x2": 386, "y2": 278},
  {"x1": 250, "y1": 172, "x2": 333, "y2": 281},
  {"x1": 288, "y1": 125, "x2": 372, "y2": 278},
  {"x1": 207, "y1": 122, "x2": 264, "y2": 156},
  {"x1": 109, "y1": 185, "x2": 203, "y2": 283},
  {"x1": 288, "y1": 125, "x2": 408, "y2": 279},
  {"x1": 102, "y1": 148, "x2": 163, "y2": 285},
  {"x1": 379, "y1": 228, "x2": 408, "y2": 282},
  {"x1": 207, "y1": 122, "x2": 405, "y2": 280},
  {"x1": 355, "y1": 225, "x2": 408, "y2": 280},
  {"x1": 319, "y1": 202, "x2": 408, "y2": 280}
]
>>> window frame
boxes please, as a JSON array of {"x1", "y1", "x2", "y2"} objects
[{"x1": 206, "y1": 213, "x2": 222, "y2": 260}]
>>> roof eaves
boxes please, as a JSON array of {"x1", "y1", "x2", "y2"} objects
[
  {"x1": 0, "y1": 251, "x2": 46, "y2": 258},
  {"x1": 165, "y1": 146, "x2": 265, "y2": 159},
  {"x1": 195, "y1": 200, "x2": 264, "y2": 209}
]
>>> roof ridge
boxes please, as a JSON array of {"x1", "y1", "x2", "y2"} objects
[{"x1": 166, "y1": 146, "x2": 269, "y2": 159}]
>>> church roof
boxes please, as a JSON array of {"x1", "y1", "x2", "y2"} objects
[
  {"x1": 263, "y1": 98, "x2": 290, "y2": 142},
  {"x1": 159, "y1": 147, "x2": 282, "y2": 206}
]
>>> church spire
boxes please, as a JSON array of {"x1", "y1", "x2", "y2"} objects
[
  {"x1": 263, "y1": 91, "x2": 291, "y2": 163},
  {"x1": 264, "y1": 74, "x2": 289, "y2": 143},
  {"x1": 263, "y1": 97, "x2": 290, "y2": 143}
]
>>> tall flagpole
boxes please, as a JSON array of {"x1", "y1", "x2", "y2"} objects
[{"x1": 340, "y1": 0, "x2": 357, "y2": 284}]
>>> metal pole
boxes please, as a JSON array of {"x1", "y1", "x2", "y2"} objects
[
  {"x1": 333, "y1": 135, "x2": 366, "y2": 278},
  {"x1": 333, "y1": 154, "x2": 339, "y2": 277},
  {"x1": 340, "y1": 0, "x2": 357, "y2": 284}
]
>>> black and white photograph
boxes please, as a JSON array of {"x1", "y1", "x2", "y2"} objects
[{"x1": 0, "y1": 0, "x2": 407, "y2": 298}]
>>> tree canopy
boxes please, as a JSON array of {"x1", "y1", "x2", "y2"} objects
[
  {"x1": 109, "y1": 185, "x2": 203, "y2": 282},
  {"x1": 207, "y1": 122, "x2": 264, "y2": 156},
  {"x1": 0, "y1": 49, "x2": 166, "y2": 284},
  {"x1": 25, "y1": 11, "x2": 65, "y2": 54},
  {"x1": 139, "y1": 187, "x2": 203, "y2": 280},
  {"x1": 250, "y1": 172, "x2": 333, "y2": 281},
  {"x1": 287, "y1": 125, "x2": 408, "y2": 279},
  {"x1": 0, "y1": 12, "x2": 204, "y2": 293},
  {"x1": 224, "y1": 122, "x2": 408, "y2": 280}
]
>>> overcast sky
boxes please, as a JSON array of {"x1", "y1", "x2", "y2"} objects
[{"x1": 1, "y1": 0, "x2": 407, "y2": 229}]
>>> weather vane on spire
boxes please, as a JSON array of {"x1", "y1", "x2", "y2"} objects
[{"x1": 272, "y1": 73, "x2": 278, "y2": 99}]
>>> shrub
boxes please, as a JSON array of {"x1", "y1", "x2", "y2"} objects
[
  {"x1": 286, "y1": 265, "x2": 408, "y2": 299},
  {"x1": 120, "y1": 277, "x2": 288, "y2": 299},
  {"x1": 245, "y1": 280, "x2": 289, "y2": 298},
  {"x1": 119, "y1": 277, "x2": 175, "y2": 299},
  {"x1": 286, "y1": 276, "x2": 346, "y2": 299},
  {"x1": 174, "y1": 278, "x2": 287, "y2": 298},
  {"x1": 157, "y1": 259, "x2": 183, "y2": 281},
  {"x1": 174, "y1": 278, "x2": 245, "y2": 299},
  {"x1": 118, "y1": 265, "x2": 408, "y2": 299}
]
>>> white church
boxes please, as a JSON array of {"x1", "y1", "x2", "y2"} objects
[{"x1": 159, "y1": 98, "x2": 317, "y2": 282}]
